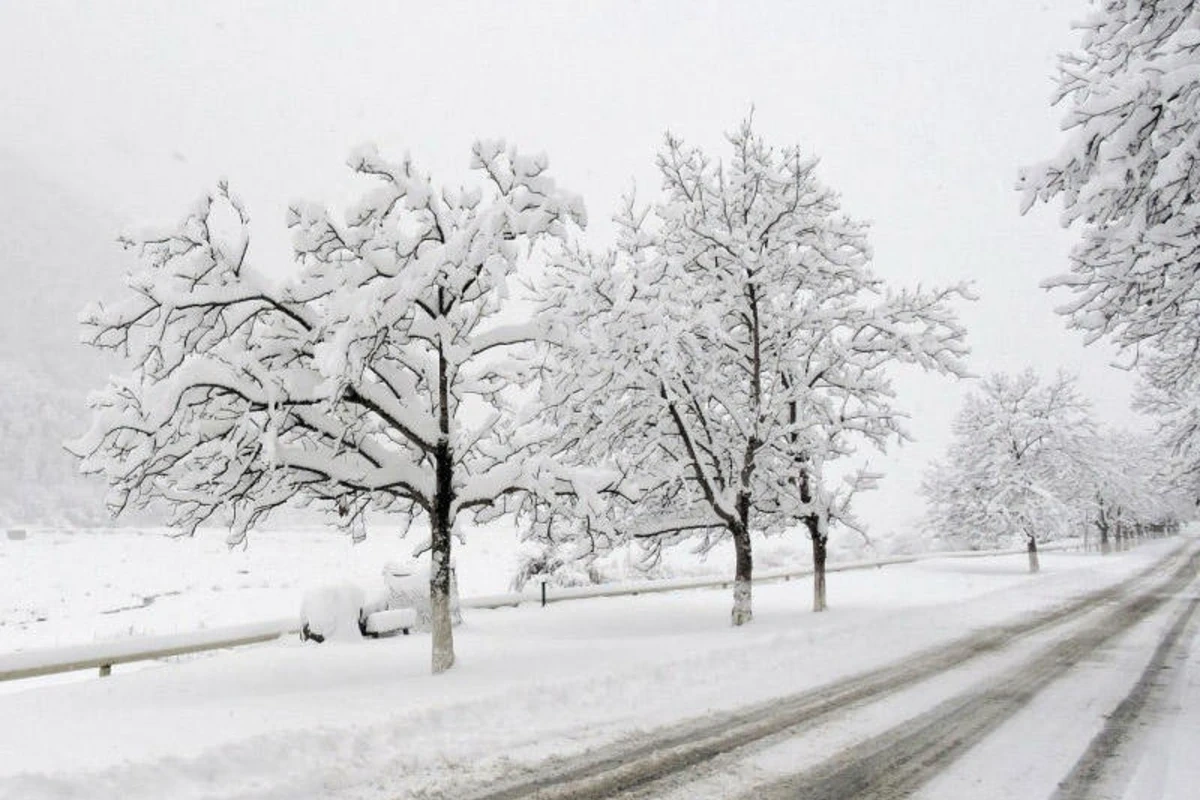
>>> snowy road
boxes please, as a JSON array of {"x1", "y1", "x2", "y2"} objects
[
  {"x1": 1046, "y1": 595, "x2": 1199, "y2": 800},
  {"x1": 0, "y1": 539, "x2": 1194, "y2": 800},
  {"x1": 471, "y1": 545, "x2": 1199, "y2": 800}
]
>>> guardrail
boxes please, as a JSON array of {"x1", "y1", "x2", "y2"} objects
[
  {"x1": 0, "y1": 617, "x2": 299, "y2": 683},
  {"x1": 0, "y1": 540, "x2": 1081, "y2": 684},
  {"x1": 466, "y1": 542, "x2": 1080, "y2": 609}
]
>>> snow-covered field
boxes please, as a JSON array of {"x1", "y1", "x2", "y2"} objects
[
  {"x1": 0, "y1": 529, "x2": 1189, "y2": 800},
  {"x1": 0, "y1": 523, "x2": 833, "y2": 653},
  {"x1": 2, "y1": 524, "x2": 521, "y2": 652}
]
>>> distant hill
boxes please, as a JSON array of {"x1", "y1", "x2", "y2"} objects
[{"x1": 0, "y1": 154, "x2": 130, "y2": 526}]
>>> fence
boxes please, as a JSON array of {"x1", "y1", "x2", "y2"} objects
[{"x1": 0, "y1": 541, "x2": 1080, "y2": 683}]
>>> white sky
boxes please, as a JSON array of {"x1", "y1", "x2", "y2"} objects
[{"x1": 0, "y1": 0, "x2": 1138, "y2": 541}]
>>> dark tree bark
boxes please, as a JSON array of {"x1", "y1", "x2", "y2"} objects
[
  {"x1": 727, "y1": 282, "x2": 761, "y2": 628},
  {"x1": 797, "y1": 457, "x2": 828, "y2": 612},
  {"x1": 731, "y1": 493, "x2": 753, "y2": 626},
  {"x1": 430, "y1": 338, "x2": 455, "y2": 674},
  {"x1": 807, "y1": 515, "x2": 828, "y2": 612}
]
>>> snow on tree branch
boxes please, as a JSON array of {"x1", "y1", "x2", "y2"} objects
[
  {"x1": 532, "y1": 117, "x2": 971, "y2": 620},
  {"x1": 71, "y1": 142, "x2": 585, "y2": 674},
  {"x1": 922, "y1": 370, "x2": 1098, "y2": 561},
  {"x1": 1020, "y1": 1, "x2": 1200, "y2": 499}
]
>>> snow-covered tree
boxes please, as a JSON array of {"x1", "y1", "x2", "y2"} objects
[
  {"x1": 1078, "y1": 427, "x2": 1190, "y2": 552},
  {"x1": 922, "y1": 370, "x2": 1096, "y2": 571},
  {"x1": 1019, "y1": 1, "x2": 1200, "y2": 495},
  {"x1": 70, "y1": 143, "x2": 585, "y2": 673},
  {"x1": 1078, "y1": 429, "x2": 1147, "y2": 553},
  {"x1": 535, "y1": 119, "x2": 970, "y2": 620},
  {"x1": 1136, "y1": 379, "x2": 1200, "y2": 500}
]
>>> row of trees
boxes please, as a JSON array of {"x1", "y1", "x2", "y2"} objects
[
  {"x1": 71, "y1": 121, "x2": 970, "y2": 673},
  {"x1": 922, "y1": 369, "x2": 1188, "y2": 572},
  {"x1": 529, "y1": 123, "x2": 969, "y2": 620},
  {"x1": 73, "y1": 0, "x2": 1200, "y2": 673}
]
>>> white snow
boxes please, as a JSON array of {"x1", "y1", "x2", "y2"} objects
[
  {"x1": 299, "y1": 583, "x2": 365, "y2": 642},
  {"x1": 0, "y1": 524, "x2": 523, "y2": 653},
  {"x1": 914, "y1": 581, "x2": 1199, "y2": 800},
  {"x1": 0, "y1": 534, "x2": 1188, "y2": 800},
  {"x1": 362, "y1": 608, "x2": 417, "y2": 637},
  {"x1": 650, "y1": 588, "x2": 1142, "y2": 800},
  {"x1": 1114, "y1": 604, "x2": 1200, "y2": 800}
]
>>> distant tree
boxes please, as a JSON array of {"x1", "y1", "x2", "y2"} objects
[
  {"x1": 1078, "y1": 429, "x2": 1148, "y2": 553},
  {"x1": 922, "y1": 370, "x2": 1095, "y2": 571},
  {"x1": 71, "y1": 143, "x2": 585, "y2": 673},
  {"x1": 1079, "y1": 427, "x2": 1191, "y2": 552},
  {"x1": 535, "y1": 119, "x2": 969, "y2": 620},
  {"x1": 1019, "y1": 1, "x2": 1200, "y2": 496}
]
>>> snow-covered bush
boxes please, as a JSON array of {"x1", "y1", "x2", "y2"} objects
[
  {"x1": 300, "y1": 582, "x2": 366, "y2": 643},
  {"x1": 510, "y1": 546, "x2": 604, "y2": 591}
]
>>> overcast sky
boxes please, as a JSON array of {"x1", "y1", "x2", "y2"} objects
[{"x1": 0, "y1": 0, "x2": 1137, "y2": 542}]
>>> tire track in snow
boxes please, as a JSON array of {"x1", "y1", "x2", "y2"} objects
[
  {"x1": 466, "y1": 545, "x2": 1192, "y2": 800},
  {"x1": 740, "y1": 552, "x2": 1200, "y2": 800},
  {"x1": 1049, "y1": 595, "x2": 1200, "y2": 800}
]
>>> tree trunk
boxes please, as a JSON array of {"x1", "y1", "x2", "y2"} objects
[
  {"x1": 807, "y1": 514, "x2": 828, "y2": 612},
  {"x1": 430, "y1": 445, "x2": 455, "y2": 674},
  {"x1": 430, "y1": 338, "x2": 455, "y2": 675},
  {"x1": 794, "y1": 454, "x2": 826, "y2": 613},
  {"x1": 1027, "y1": 535, "x2": 1040, "y2": 574},
  {"x1": 731, "y1": 495, "x2": 753, "y2": 626},
  {"x1": 1097, "y1": 520, "x2": 1111, "y2": 555},
  {"x1": 731, "y1": 529, "x2": 753, "y2": 626}
]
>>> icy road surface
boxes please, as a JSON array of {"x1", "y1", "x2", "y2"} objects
[{"x1": 0, "y1": 537, "x2": 1194, "y2": 799}]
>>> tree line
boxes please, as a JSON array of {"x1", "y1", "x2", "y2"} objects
[
  {"x1": 68, "y1": 121, "x2": 975, "y2": 673},
  {"x1": 921, "y1": 369, "x2": 1188, "y2": 571},
  {"x1": 70, "y1": 2, "x2": 1200, "y2": 674}
]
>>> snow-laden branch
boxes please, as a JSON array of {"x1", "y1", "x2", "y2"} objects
[
  {"x1": 76, "y1": 142, "x2": 585, "y2": 545},
  {"x1": 1020, "y1": 2, "x2": 1200, "y2": 496},
  {"x1": 530, "y1": 117, "x2": 971, "y2": 621}
]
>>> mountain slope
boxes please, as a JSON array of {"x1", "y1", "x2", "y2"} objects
[{"x1": 0, "y1": 153, "x2": 128, "y2": 525}]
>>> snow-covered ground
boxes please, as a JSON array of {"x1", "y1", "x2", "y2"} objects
[
  {"x1": 0, "y1": 522, "x2": 832, "y2": 652},
  {"x1": 0, "y1": 532, "x2": 1188, "y2": 800},
  {"x1": 0, "y1": 524, "x2": 515, "y2": 652}
]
